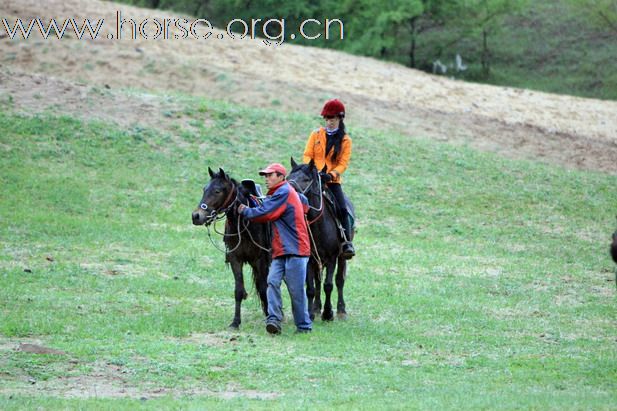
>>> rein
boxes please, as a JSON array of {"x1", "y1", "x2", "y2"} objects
[{"x1": 288, "y1": 169, "x2": 324, "y2": 224}]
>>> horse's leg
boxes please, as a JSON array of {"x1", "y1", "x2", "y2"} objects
[
  {"x1": 229, "y1": 258, "x2": 247, "y2": 329},
  {"x1": 313, "y1": 262, "x2": 323, "y2": 318},
  {"x1": 254, "y1": 255, "x2": 269, "y2": 317},
  {"x1": 322, "y1": 261, "x2": 336, "y2": 321},
  {"x1": 305, "y1": 259, "x2": 316, "y2": 321},
  {"x1": 336, "y1": 256, "x2": 347, "y2": 320}
]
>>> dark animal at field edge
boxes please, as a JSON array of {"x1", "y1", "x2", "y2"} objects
[
  {"x1": 611, "y1": 231, "x2": 617, "y2": 263},
  {"x1": 288, "y1": 157, "x2": 355, "y2": 321},
  {"x1": 610, "y1": 217, "x2": 617, "y2": 289},
  {"x1": 192, "y1": 167, "x2": 271, "y2": 329}
]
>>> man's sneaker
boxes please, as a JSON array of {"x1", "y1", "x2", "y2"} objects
[
  {"x1": 266, "y1": 323, "x2": 281, "y2": 335},
  {"x1": 295, "y1": 328, "x2": 312, "y2": 334}
]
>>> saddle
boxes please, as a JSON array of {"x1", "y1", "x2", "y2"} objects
[
  {"x1": 241, "y1": 179, "x2": 265, "y2": 207},
  {"x1": 323, "y1": 187, "x2": 355, "y2": 229}
]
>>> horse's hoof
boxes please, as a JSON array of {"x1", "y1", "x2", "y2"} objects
[
  {"x1": 337, "y1": 312, "x2": 347, "y2": 320},
  {"x1": 229, "y1": 323, "x2": 240, "y2": 330},
  {"x1": 321, "y1": 311, "x2": 334, "y2": 322}
]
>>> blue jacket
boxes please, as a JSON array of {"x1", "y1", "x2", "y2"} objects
[{"x1": 240, "y1": 181, "x2": 310, "y2": 258}]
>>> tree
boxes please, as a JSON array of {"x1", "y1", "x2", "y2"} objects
[
  {"x1": 407, "y1": 0, "x2": 454, "y2": 68},
  {"x1": 335, "y1": 0, "x2": 424, "y2": 63},
  {"x1": 567, "y1": 0, "x2": 617, "y2": 33},
  {"x1": 437, "y1": 0, "x2": 529, "y2": 78}
]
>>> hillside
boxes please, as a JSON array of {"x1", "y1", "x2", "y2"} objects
[
  {"x1": 1, "y1": 0, "x2": 617, "y2": 173},
  {"x1": 112, "y1": 0, "x2": 617, "y2": 101}
]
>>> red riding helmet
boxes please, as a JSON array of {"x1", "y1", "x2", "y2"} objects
[{"x1": 321, "y1": 99, "x2": 345, "y2": 118}]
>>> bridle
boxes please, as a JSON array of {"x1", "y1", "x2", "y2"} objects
[
  {"x1": 201, "y1": 179, "x2": 271, "y2": 254},
  {"x1": 287, "y1": 167, "x2": 324, "y2": 218},
  {"x1": 199, "y1": 180, "x2": 239, "y2": 225}
]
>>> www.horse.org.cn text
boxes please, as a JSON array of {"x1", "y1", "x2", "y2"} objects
[{"x1": 1, "y1": 11, "x2": 345, "y2": 46}]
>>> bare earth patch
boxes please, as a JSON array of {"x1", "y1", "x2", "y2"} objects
[
  {"x1": 17, "y1": 343, "x2": 66, "y2": 355},
  {"x1": 178, "y1": 332, "x2": 240, "y2": 347},
  {"x1": 0, "y1": 335, "x2": 278, "y2": 400},
  {"x1": 0, "y1": 337, "x2": 46, "y2": 352},
  {"x1": 0, "y1": 70, "x2": 201, "y2": 133},
  {"x1": 1, "y1": 0, "x2": 616, "y2": 173},
  {"x1": 0, "y1": 337, "x2": 278, "y2": 400},
  {"x1": 1, "y1": 366, "x2": 279, "y2": 400}
]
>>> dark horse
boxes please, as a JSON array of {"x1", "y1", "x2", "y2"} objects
[
  {"x1": 611, "y1": 218, "x2": 617, "y2": 264},
  {"x1": 191, "y1": 167, "x2": 271, "y2": 329},
  {"x1": 611, "y1": 222, "x2": 617, "y2": 285},
  {"x1": 288, "y1": 158, "x2": 354, "y2": 321}
]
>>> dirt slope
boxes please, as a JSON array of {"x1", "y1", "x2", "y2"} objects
[{"x1": 1, "y1": 0, "x2": 616, "y2": 173}]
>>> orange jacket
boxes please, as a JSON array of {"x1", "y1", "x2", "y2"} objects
[{"x1": 302, "y1": 127, "x2": 352, "y2": 184}]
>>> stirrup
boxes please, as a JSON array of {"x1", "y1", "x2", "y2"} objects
[{"x1": 341, "y1": 241, "x2": 355, "y2": 259}]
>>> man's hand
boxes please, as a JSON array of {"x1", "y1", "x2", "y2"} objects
[{"x1": 237, "y1": 204, "x2": 247, "y2": 214}]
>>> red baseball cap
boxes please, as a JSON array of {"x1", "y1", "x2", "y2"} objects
[{"x1": 258, "y1": 163, "x2": 287, "y2": 176}]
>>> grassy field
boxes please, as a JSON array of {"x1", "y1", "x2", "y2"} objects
[{"x1": 0, "y1": 94, "x2": 616, "y2": 409}]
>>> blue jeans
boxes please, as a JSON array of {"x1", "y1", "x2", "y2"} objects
[{"x1": 267, "y1": 255, "x2": 312, "y2": 331}]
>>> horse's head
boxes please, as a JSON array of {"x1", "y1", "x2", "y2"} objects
[
  {"x1": 288, "y1": 157, "x2": 323, "y2": 196},
  {"x1": 192, "y1": 167, "x2": 237, "y2": 226}
]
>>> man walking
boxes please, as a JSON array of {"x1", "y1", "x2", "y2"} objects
[{"x1": 238, "y1": 163, "x2": 312, "y2": 334}]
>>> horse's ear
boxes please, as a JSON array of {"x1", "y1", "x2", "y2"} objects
[
  {"x1": 320, "y1": 165, "x2": 327, "y2": 174},
  {"x1": 208, "y1": 167, "x2": 215, "y2": 178},
  {"x1": 308, "y1": 159, "x2": 315, "y2": 170},
  {"x1": 291, "y1": 157, "x2": 298, "y2": 168},
  {"x1": 218, "y1": 167, "x2": 227, "y2": 179}
]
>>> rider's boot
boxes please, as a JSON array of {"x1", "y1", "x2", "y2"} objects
[{"x1": 341, "y1": 213, "x2": 355, "y2": 260}]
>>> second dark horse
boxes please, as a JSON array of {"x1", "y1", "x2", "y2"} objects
[
  {"x1": 288, "y1": 158, "x2": 354, "y2": 321},
  {"x1": 192, "y1": 167, "x2": 271, "y2": 329}
]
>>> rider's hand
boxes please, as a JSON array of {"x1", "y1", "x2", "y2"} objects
[
  {"x1": 319, "y1": 172, "x2": 333, "y2": 183},
  {"x1": 237, "y1": 204, "x2": 247, "y2": 213}
]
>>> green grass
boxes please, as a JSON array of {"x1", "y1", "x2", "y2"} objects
[{"x1": 1, "y1": 96, "x2": 616, "y2": 409}]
